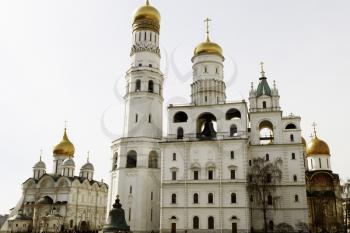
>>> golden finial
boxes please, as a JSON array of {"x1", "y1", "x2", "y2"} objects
[
  {"x1": 260, "y1": 62, "x2": 266, "y2": 77},
  {"x1": 312, "y1": 122, "x2": 317, "y2": 137},
  {"x1": 39, "y1": 149, "x2": 43, "y2": 161},
  {"x1": 146, "y1": 0, "x2": 150, "y2": 5},
  {"x1": 204, "y1": 17, "x2": 212, "y2": 42}
]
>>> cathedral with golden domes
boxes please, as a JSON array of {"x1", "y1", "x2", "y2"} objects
[
  {"x1": 108, "y1": 1, "x2": 344, "y2": 233},
  {"x1": 0, "y1": 128, "x2": 108, "y2": 233}
]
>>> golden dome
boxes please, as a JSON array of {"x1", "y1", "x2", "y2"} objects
[
  {"x1": 132, "y1": 1, "x2": 160, "y2": 33},
  {"x1": 194, "y1": 39, "x2": 223, "y2": 58},
  {"x1": 53, "y1": 128, "x2": 75, "y2": 157},
  {"x1": 306, "y1": 136, "x2": 330, "y2": 156}
]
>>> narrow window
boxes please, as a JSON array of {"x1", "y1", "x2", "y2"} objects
[
  {"x1": 319, "y1": 158, "x2": 322, "y2": 168},
  {"x1": 151, "y1": 192, "x2": 153, "y2": 200},
  {"x1": 208, "y1": 193, "x2": 213, "y2": 203},
  {"x1": 290, "y1": 134, "x2": 294, "y2": 142},
  {"x1": 148, "y1": 114, "x2": 151, "y2": 123},
  {"x1": 194, "y1": 171, "x2": 199, "y2": 180},
  {"x1": 266, "y1": 153, "x2": 269, "y2": 161},
  {"x1": 173, "y1": 153, "x2": 176, "y2": 161},
  {"x1": 148, "y1": 80, "x2": 154, "y2": 93},
  {"x1": 193, "y1": 216, "x2": 199, "y2": 229},
  {"x1": 139, "y1": 31, "x2": 141, "y2": 41},
  {"x1": 293, "y1": 175, "x2": 297, "y2": 182},
  {"x1": 295, "y1": 194, "x2": 299, "y2": 202},
  {"x1": 151, "y1": 208, "x2": 153, "y2": 221},
  {"x1": 231, "y1": 170, "x2": 236, "y2": 180},
  {"x1": 144, "y1": 31, "x2": 146, "y2": 40},
  {"x1": 171, "y1": 193, "x2": 176, "y2": 204},
  {"x1": 208, "y1": 216, "x2": 214, "y2": 229},
  {"x1": 205, "y1": 96, "x2": 208, "y2": 102},
  {"x1": 135, "y1": 79, "x2": 141, "y2": 91},
  {"x1": 193, "y1": 193, "x2": 199, "y2": 204},
  {"x1": 208, "y1": 170, "x2": 213, "y2": 180},
  {"x1": 172, "y1": 171, "x2": 176, "y2": 180},
  {"x1": 231, "y1": 193, "x2": 237, "y2": 203},
  {"x1": 249, "y1": 160, "x2": 252, "y2": 166},
  {"x1": 267, "y1": 195, "x2": 273, "y2": 205},
  {"x1": 216, "y1": 67, "x2": 219, "y2": 74},
  {"x1": 250, "y1": 195, "x2": 253, "y2": 202},
  {"x1": 311, "y1": 159, "x2": 314, "y2": 169},
  {"x1": 327, "y1": 159, "x2": 329, "y2": 168},
  {"x1": 177, "y1": 127, "x2": 184, "y2": 139},
  {"x1": 230, "y1": 151, "x2": 234, "y2": 159},
  {"x1": 249, "y1": 175, "x2": 253, "y2": 182},
  {"x1": 150, "y1": 32, "x2": 152, "y2": 41},
  {"x1": 266, "y1": 173, "x2": 272, "y2": 183},
  {"x1": 263, "y1": 101, "x2": 267, "y2": 108},
  {"x1": 130, "y1": 185, "x2": 132, "y2": 194},
  {"x1": 204, "y1": 66, "x2": 208, "y2": 73},
  {"x1": 128, "y1": 208, "x2": 131, "y2": 221},
  {"x1": 292, "y1": 153, "x2": 296, "y2": 160},
  {"x1": 135, "y1": 114, "x2": 138, "y2": 123},
  {"x1": 269, "y1": 221, "x2": 274, "y2": 230}
]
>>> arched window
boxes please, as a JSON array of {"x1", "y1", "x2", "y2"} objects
[
  {"x1": 126, "y1": 150, "x2": 137, "y2": 168},
  {"x1": 208, "y1": 193, "x2": 213, "y2": 204},
  {"x1": 70, "y1": 220, "x2": 73, "y2": 228},
  {"x1": 230, "y1": 125, "x2": 238, "y2": 137},
  {"x1": 177, "y1": 127, "x2": 184, "y2": 139},
  {"x1": 292, "y1": 153, "x2": 296, "y2": 160},
  {"x1": 226, "y1": 108, "x2": 241, "y2": 120},
  {"x1": 259, "y1": 120, "x2": 274, "y2": 144},
  {"x1": 263, "y1": 101, "x2": 267, "y2": 109},
  {"x1": 135, "y1": 114, "x2": 138, "y2": 123},
  {"x1": 148, "y1": 114, "x2": 152, "y2": 123},
  {"x1": 266, "y1": 153, "x2": 270, "y2": 161},
  {"x1": 208, "y1": 216, "x2": 214, "y2": 229},
  {"x1": 113, "y1": 152, "x2": 118, "y2": 170},
  {"x1": 148, "y1": 80, "x2": 154, "y2": 93},
  {"x1": 193, "y1": 193, "x2": 199, "y2": 204},
  {"x1": 267, "y1": 195, "x2": 273, "y2": 205},
  {"x1": 171, "y1": 193, "x2": 176, "y2": 204},
  {"x1": 148, "y1": 151, "x2": 158, "y2": 169},
  {"x1": 135, "y1": 79, "x2": 141, "y2": 91},
  {"x1": 173, "y1": 111, "x2": 188, "y2": 123},
  {"x1": 231, "y1": 193, "x2": 236, "y2": 203},
  {"x1": 286, "y1": 123, "x2": 297, "y2": 129},
  {"x1": 193, "y1": 216, "x2": 199, "y2": 229},
  {"x1": 204, "y1": 66, "x2": 208, "y2": 73},
  {"x1": 290, "y1": 134, "x2": 294, "y2": 142},
  {"x1": 230, "y1": 151, "x2": 234, "y2": 159}
]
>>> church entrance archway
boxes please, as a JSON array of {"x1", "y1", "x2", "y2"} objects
[
  {"x1": 171, "y1": 223, "x2": 176, "y2": 233},
  {"x1": 79, "y1": 221, "x2": 89, "y2": 232}
]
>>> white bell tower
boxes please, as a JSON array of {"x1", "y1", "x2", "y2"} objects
[{"x1": 108, "y1": 1, "x2": 162, "y2": 233}]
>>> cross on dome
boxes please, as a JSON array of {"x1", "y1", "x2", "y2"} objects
[
  {"x1": 312, "y1": 122, "x2": 317, "y2": 137},
  {"x1": 204, "y1": 17, "x2": 212, "y2": 42},
  {"x1": 260, "y1": 62, "x2": 266, "y2": 77}
]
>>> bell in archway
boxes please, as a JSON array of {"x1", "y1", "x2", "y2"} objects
[
  {"x1": 201, "y1": 121, "x2": 217, "y2": 138},
  {"x1": 103, "y1": 195, "x2": 130, "y2": 233}
]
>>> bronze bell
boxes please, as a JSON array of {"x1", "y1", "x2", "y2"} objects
[
  {"x1": 103, "y1": 195, "x2": 130, "y2": 233},
  {"x1": 201, "y1": 121, "x2": 216, "y2": 138}
]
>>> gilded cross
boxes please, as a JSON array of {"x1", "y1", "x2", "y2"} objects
[
  {"x1": 260, "y1": 62, "x2": 265, "y2": 77},
  {"x1": 312, "y1": 122, "x2": 317, "y2": 136},
  {"x1": 204, "y1": 17, "x2": 212, "y2": 41},
  {"x1": 64, "y1": 120, "x2": 68, "y2": 129},
  {"x1": 39, "y1": 149, "x2": 43, "y2": 161},
  {"x1": 87, "y1": 151, "x2": 90, "y2": 162}
]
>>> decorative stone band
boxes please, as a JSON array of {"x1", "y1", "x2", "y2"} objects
[{"x1": 130, "y1": 43, "x2": 161, "y2": 57}]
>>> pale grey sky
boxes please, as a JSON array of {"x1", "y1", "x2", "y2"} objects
[{"x1": 0, "y1": 0, "x2": 349, "y2": 213}]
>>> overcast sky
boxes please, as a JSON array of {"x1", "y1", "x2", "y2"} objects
[{"x1": 0, "y1": 0, "x2": 349, "y2": 213}]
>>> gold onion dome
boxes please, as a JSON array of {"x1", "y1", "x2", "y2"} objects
[
  {"x1": 132, "y1": 0, "x2": 160, "y2": 32},
  {"x1": 306, "y1": 136, "x2": 330, "y2": 156},
  {"x1": 193, "y1": 18, "x2": 223, "y2": 59},
  {"x1": 53, "y1": 128, "x2": 75, "y2": 157}
]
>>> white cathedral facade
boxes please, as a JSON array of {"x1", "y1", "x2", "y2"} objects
[
  {"x1": 108, "y1": 1, "x2": 309, "y2": 233},
  {"x1": 1, "y1": 128, "x2": 108, "y2": 233}
]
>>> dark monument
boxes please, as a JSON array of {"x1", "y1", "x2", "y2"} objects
[{"x1": 103, "y1": 195, "x2": 130, "y2": 233}]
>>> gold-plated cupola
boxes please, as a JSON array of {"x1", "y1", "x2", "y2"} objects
[{"x1": 132, "y1": 0, "x2": 160, "y2": 33}]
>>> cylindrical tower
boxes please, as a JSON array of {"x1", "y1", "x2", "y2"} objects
[
  {"x1": 123, "y1": 0, "x2": 163, "y2": 139},
  {"x1": 191, "y1": 19, "x2": 226, "y2": 106}
]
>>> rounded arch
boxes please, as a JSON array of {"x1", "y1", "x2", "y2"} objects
[
  {"x1": 226, "y1": 108, "x2": 241, "y2": 120},
  {"x1": 197, "y1": 112, "x2": 217, "y2": 139},
  {"x1": 259, "y1": 120, "x2": 274, "y2": 144},
  {"x1": 177, "y1": 127, "x2": 184, "y2": 139},
  {"x1": 230, "y1": 124, "x2": 238, "y2": 137},
  {"x1": 193, "y1": 193, "x2": 199, "y2": 204},
  {"x1": 135, "y1": 79, "x2": 141, "y2": 91},
  {"x1": 113, "y1": 152, "x2": 118, "y2": 170},
  {"x1": 208, "y1": 193, "x2": 213, "y2": 203},
  {"x1": 126, "y1": 150, "x2": 137, "y2": 168},
  {"x1": 57, "y1": 177, "x2": 71, "y2": 188},
  {"x1": 208, "y1": 216, "x2": 214, "y2": 229},
  {"x1": 171, "y1": 193, "x2": 177, "y2": 204},
  {"x1": 148, "y1": 151, "x2": 158, "y2": 168},
  {"x1": 231, "y1": 193, "x2": 237, "y2": 203},
  {"x1": 173, "y1": 111, "x2": 188, "y2": 123},
  {"x1": 193, "y1": 216, "x2": 199, "y2": 229},
  {"x1": 38, "y1": 176, "x2": 55, "y2": 188},
  {"x1": 285, "y1": 123, "x2": 297, "y2": 129}
]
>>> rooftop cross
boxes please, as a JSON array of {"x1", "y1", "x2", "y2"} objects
[
  {"x1": 87, "y1": 151, "x2": 90, "y2": 162},
  {"x1": 39, "y1": 149, "x2": 43, "y2": 161},
  {"x1": 204, "y1": 17, "x2": 212, "y2": 42},
  {"x1": 260, "y1": 62, "x2": 266, "y2": 77},
  {"x1": 312, "y1": 122, "x2": 317, "y2": 137},
  {"x1": 64, "y1": 120, "x2": 68, "y2": 129}
]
